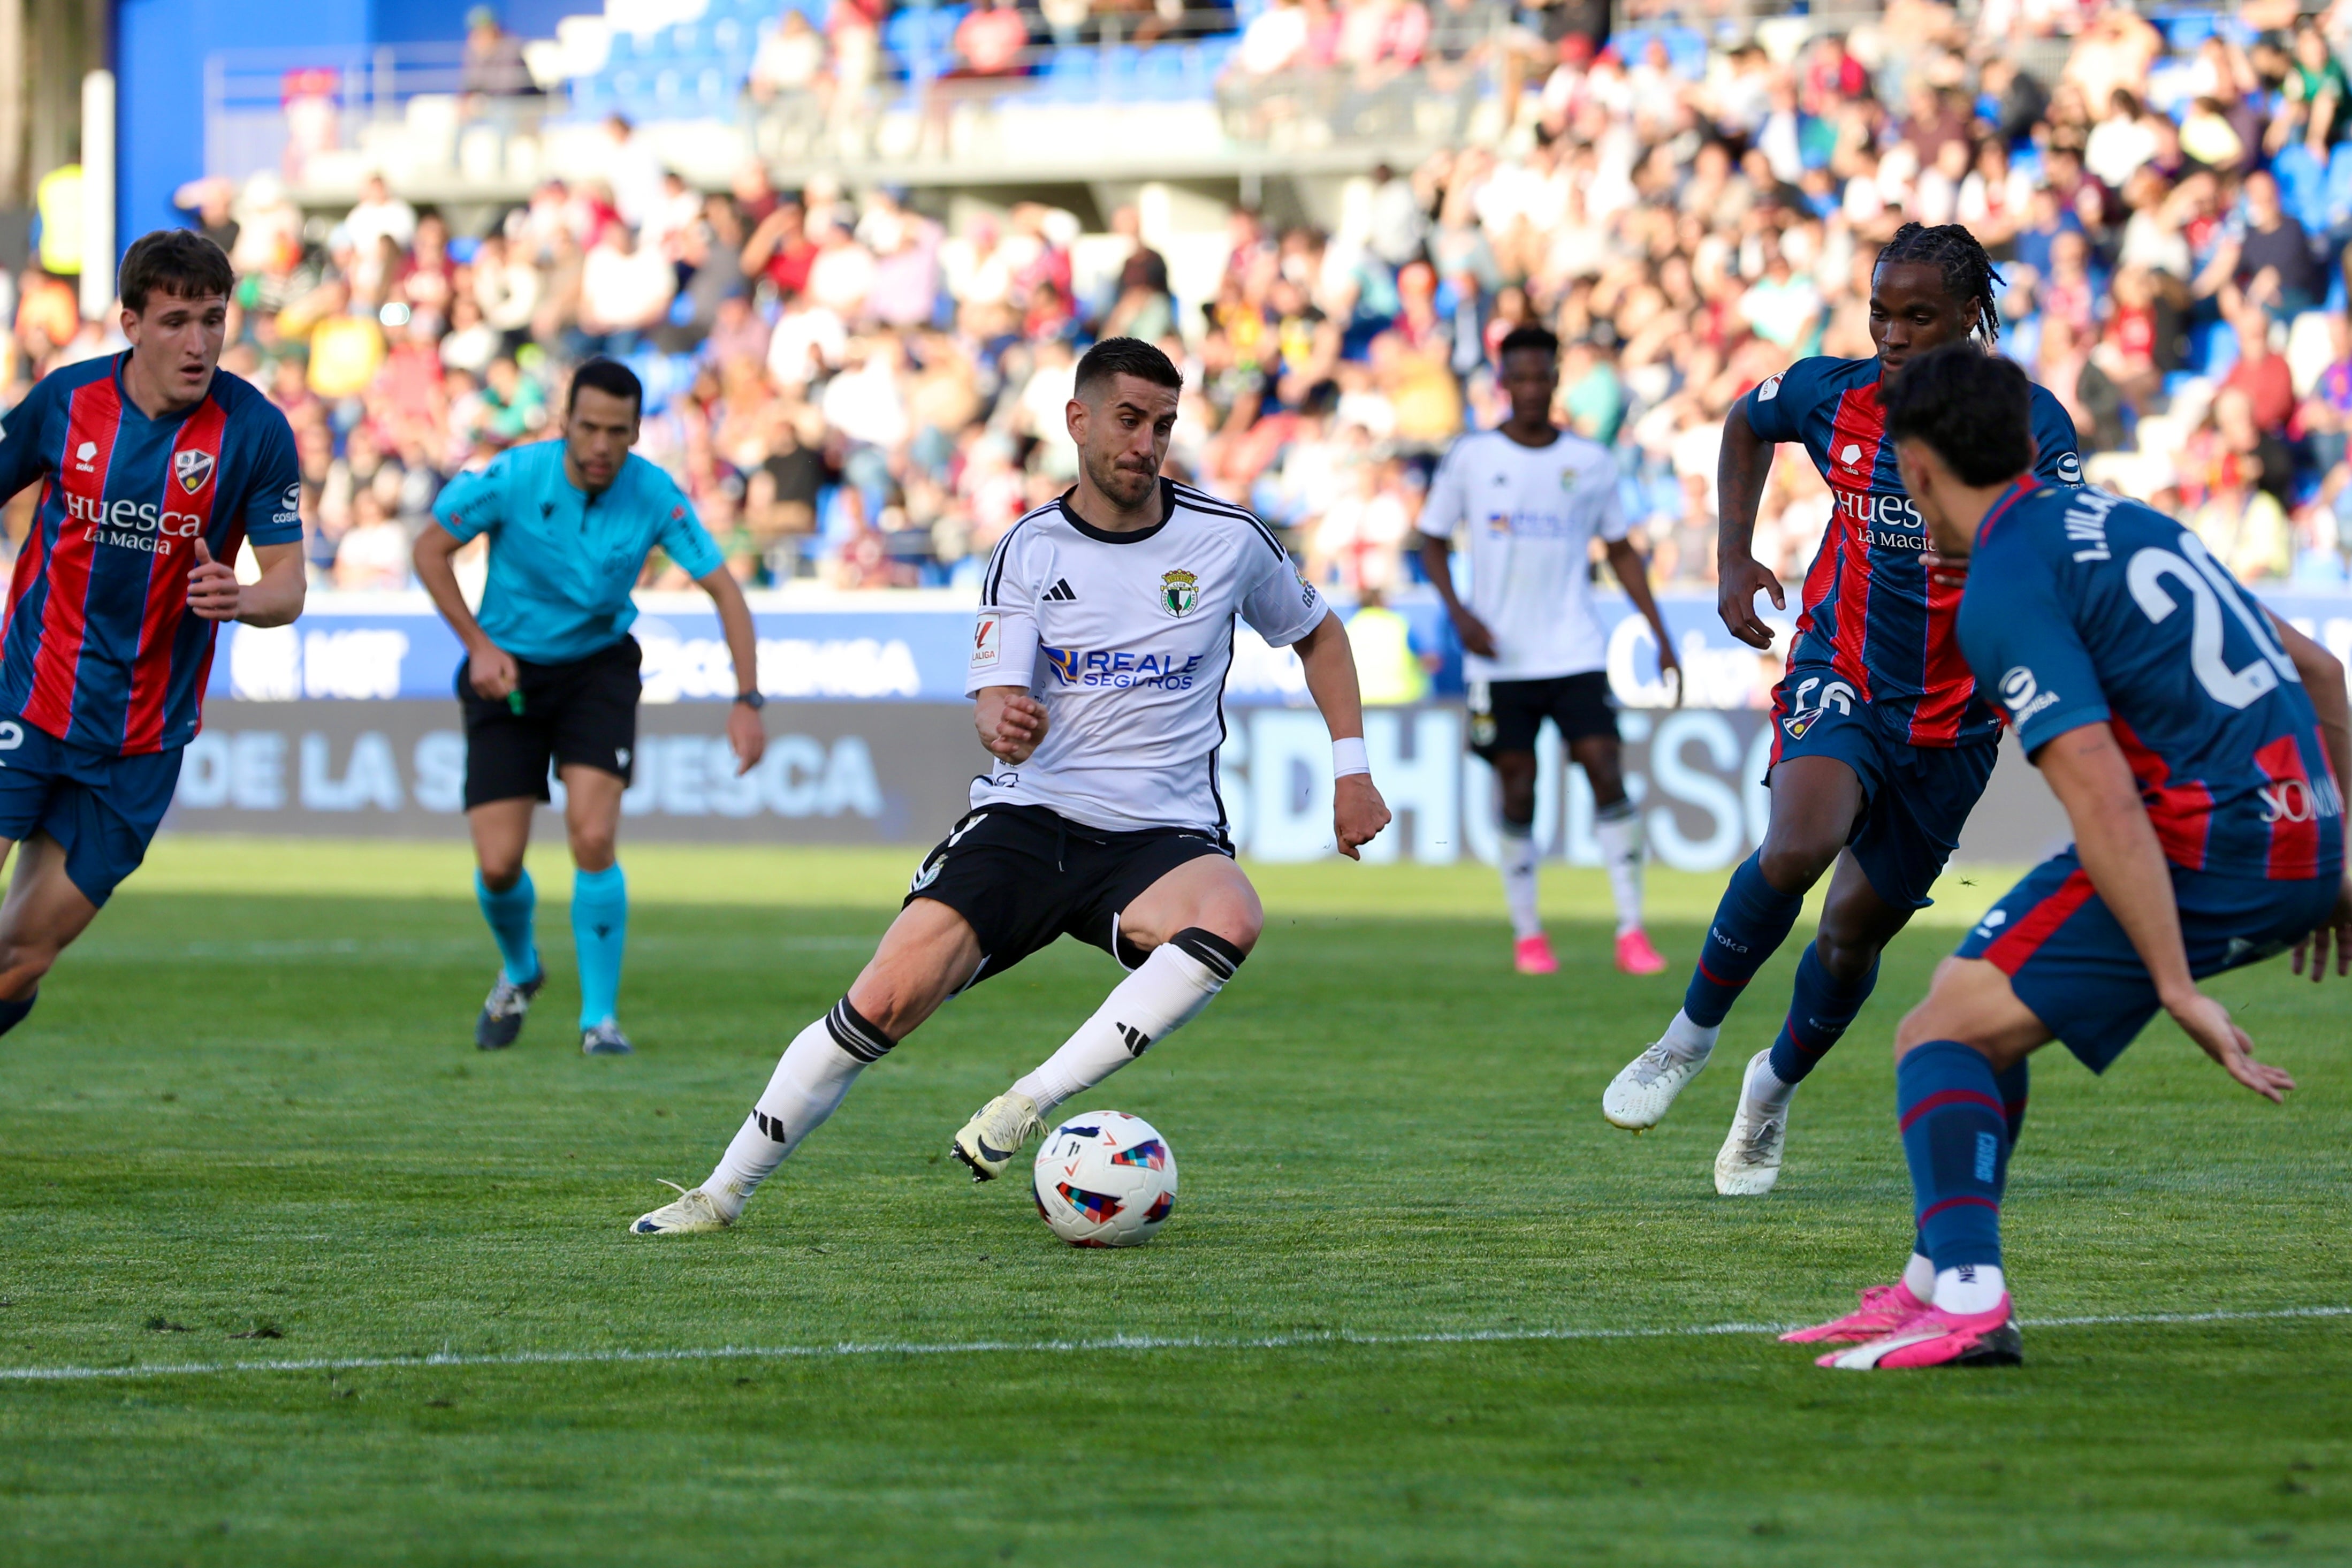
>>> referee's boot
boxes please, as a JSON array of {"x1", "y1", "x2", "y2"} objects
[{"x1": 476, "y1": 965, "x2": 546, "y2": 1050}]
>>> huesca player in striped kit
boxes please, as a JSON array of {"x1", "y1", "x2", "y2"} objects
[
  {"x1": 0, "y1": 230, "x2": 306, "y2": 1040},
  {"x1": 1602, "y1": 223, "x2": 2082, "y2": 1198}
]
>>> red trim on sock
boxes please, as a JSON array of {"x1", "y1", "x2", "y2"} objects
[
  {"x1": 1899, "y1": 1087, "x2": 2005, "y2": 1133},
  {"x1": 1917, "y1": 1194, "x2": 1999, "y2": 1224}
]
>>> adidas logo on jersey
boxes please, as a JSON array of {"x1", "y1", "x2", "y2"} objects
[{"x1": 1044, "y1": 578, "x2": 1079, "y2": 602}]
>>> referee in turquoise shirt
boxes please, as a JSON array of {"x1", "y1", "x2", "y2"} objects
[{"x1": 415, "y1": 359, "x2": 767, "y2": 1056}]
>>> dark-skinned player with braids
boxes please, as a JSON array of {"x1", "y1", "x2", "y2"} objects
[{"x1": 1601, "y1": 223, "x2": 2084, "y2": 1217}]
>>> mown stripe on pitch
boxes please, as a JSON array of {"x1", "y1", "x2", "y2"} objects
[{"x1": 3, "y1": 1305, "x2": 2346, "y2": 1383}]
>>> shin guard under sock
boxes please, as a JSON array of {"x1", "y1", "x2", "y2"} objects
[
  {"x1": 1013, "y1": 928, "x2": 1244, "y2": 1112},
  {"x1": 570, "y1": 864, "x2": 628, "y2": 1029},
  {"x1": 1680, "y1": 852, "x2": 1806, "y2": 1029},
  {"x1": 476, "y1": 870, "x2": 540, "y2": 986},
  {"x1": 1898, "y1": 1040, "x2": 2007, "y2": 1273},
  {"x1": 1763, "y1": 944, "x2": 1881, "y2": 1091}
]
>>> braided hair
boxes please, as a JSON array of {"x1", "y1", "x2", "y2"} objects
[{"x1": 1874, "y1": 222, "x2": 2004, "y2": 347}]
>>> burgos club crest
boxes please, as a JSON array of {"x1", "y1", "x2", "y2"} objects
[
  {"x1": 174, "y1": 449, "x2": 216, "y2": 494},
  {"x1": 1159, "y1": 568, "x2": 1200, "y2": 618}
]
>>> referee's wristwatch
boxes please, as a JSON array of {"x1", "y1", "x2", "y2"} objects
[{"x1": 733, "y1": 691, "x2": 766, "y2": 711}]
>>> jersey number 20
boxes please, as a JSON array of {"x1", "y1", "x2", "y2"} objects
[{"x1": 2126, "y1": 532, "x2": 2299, "y2": 710}]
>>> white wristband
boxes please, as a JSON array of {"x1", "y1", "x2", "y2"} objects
[{"x1": 1333, "y1": 737, "x2": 1371, "y2": 778}]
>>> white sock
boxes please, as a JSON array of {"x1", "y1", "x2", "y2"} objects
[
  {"x1": 703, "y1": 999, "x2": 893, "y2": 1217},
  {"x1": 1595, "y1": 801, "x2": 1643, "y2": 937},
  {"x1": 1746, "y1": 1051, "x2": 1797, "y2": 1111},
  {"x1": 1500, "y1": 824, "x2": 1541, "y2": 940},
  {"x1": 1934, "y1": 1263, "x2": 2007, "y2": 1316},
  {"x1": 1010, "y1": 932, "x2": 1239, "y2": 1113},
  {"x1": 1660, "y1": 1008, "x2": 1719, "y2": 1063},
  {"x1": 1902, "y1": 1252, "x2": 1937, "y2": 1303}
]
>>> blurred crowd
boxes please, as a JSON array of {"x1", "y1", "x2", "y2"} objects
[{"x1": 7, "y1": 0, "x2": 2352, "y2": 597}]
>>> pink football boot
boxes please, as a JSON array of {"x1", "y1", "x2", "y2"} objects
[
  {"x1": 1614, "y1": 929, "x2": 1668, "y2": 975},
  {"x1": 1514, "y1": 933, "x2": 1559, "y2": 975},
  {"x1": 1779, "y1": 1281, "x2": 1929, "y2": 1345},
  {"x1": 1817, "y1": 1298, "x2": 2023, "y2": 1369}
]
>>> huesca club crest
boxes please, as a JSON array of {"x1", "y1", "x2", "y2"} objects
[{"x1": 1159, "y1": 568, "x2": 1199, "y2": 618}]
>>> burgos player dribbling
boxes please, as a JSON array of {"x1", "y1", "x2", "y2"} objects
[
  {"x1": 630, "y1": 338, "x2": 1390, "y2": 1235},
  {"x1": 1603, "y1": 223, "x2": 2083, "y2": 1197},
  {"x1": 1791, "y1": 346, "x2": 2349, "y2": 1369},
  {"x1": 0, "y1": 230, "x2": 305, "y2": 1034}
]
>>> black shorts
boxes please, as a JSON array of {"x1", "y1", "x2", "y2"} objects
[
  {"x1": 1467, "y1": 671, "x2": 1618, "y2": 762},
  {"x1": 459, "y1": 636, "x2": 642, "y2": 809},
  {"x1": 905, "y1": 804, "x2": 1230, "y2": 989}
]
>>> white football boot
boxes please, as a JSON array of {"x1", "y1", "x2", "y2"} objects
[
  {"x1": 948, "y1": 1090, "x2": 1044, "y2": 1182},
  {"x1": 630, "y1": 1181, "x2": 733, "y2": 1235},
  {"x1": 1714, "y1": 1050, "x2": 1788, "y2": 1196},
  {"x1": 1602, "y1": 1037, "x2": 1711, "y2": 1131}
]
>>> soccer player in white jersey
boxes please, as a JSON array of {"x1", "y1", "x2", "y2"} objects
[
  {"x1": 1416, "y1": 325, "x2": 1682, "y2": 977},
  {"x1": 631, "y1": 339, "x2": 1392, "y2": 1234}
]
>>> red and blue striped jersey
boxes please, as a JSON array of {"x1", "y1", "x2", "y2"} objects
[
  {"x1": 1744, "y1": 355, "x2": 2082, "y2": 748},
  {"x1": 1959, "y1": 482, "x2": 2344, "y2": 881},
  {"x1": 0, "y1": 354, "x2": 302, "y2": 756}
]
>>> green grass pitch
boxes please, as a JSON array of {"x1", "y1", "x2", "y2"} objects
[{"x1": 1, "y1": 836, "x2": 2347, "y2": 1565}]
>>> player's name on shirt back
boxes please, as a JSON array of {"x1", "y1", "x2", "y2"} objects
[{"x1": 1960, "y1": 481, "x2": 2344, "y2": 882}]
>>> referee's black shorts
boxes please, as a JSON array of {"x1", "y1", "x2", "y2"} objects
[
  {"x1": 1466, "y1": 671, "x2": 1619, "y2": 763},
  {"x1": 458, "y1": 635, "x2": 642, "y2": 809}
]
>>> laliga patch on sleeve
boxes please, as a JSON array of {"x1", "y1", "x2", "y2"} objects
[
  {"x1": 1756, "y1": 373, "x2": 1783, "y2": 401},
  {"x1": 971, "y1": 613, "x2": 1002, "y2": 668}
]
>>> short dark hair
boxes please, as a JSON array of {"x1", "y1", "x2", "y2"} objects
[
  {"x1": 1497, "y1": 324, "x2": 1560, "y2": 361},
  {"x1": 119, "y1": 229, "x2": 235, "y2": 315},
  {"x1": 567, "y1": 357, "x2": 644, "y2": 417},
  {"x1": 1880, "y1": 342, "x2": 2033, "y2": 486},
  {"x1": 1074, "y1": 337, "x2": 1182, "y2": 400}
]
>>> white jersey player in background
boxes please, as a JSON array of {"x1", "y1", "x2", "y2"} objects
[
  {"x1": 632, "y1": 338, "x2": 1391, "y2": 1234},
  {"x1": 1417, "y1": 324, "x2": 1682, "y2": 977}
]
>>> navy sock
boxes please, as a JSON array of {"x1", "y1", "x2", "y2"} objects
[
  {"x1": 476, "y1": 870, "x2": 540, "y2": 986},
  {"x1": 1898, "y1": 1041, "x2": 2008, "y2": 1273},
  {"x1": 1914, "y1": 1060, "x2": 2028, "y2": 1263},
  {"x1": 1764, "y1": 944, "x2": 1880, "y2": 1086},
  {"x1": 1681, "y1": 852, "x2": 1806, "y2": 1029},
  {"x1": 0, "y1": 991, "x2": 35, "y2": 1038},
  {"x1": 1993, "y1": 1057, "x2": 2029, "y2": 1199}
]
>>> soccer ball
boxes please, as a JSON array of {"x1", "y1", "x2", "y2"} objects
[{"x1": 1032, "y1": 1111, "x2": 1177, "y2": 1248}]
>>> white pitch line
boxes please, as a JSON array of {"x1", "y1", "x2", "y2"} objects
[{"x1": 3, "y1": 1305, "x2": 2345, "y2": 1385}]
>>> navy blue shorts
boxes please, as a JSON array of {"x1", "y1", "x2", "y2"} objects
[
  {"x1": 0, "y1": 716, "x2": 182, "y2": 906},
  {"x1": 1955, "y1": 850, "x2": 2340, "y2": 1072},
  {"x1": 1766, "y1": 664, "x2": 1999, "y2": 910}
]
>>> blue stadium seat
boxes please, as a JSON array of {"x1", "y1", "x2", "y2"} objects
[
  {"x1": 2158, "y1": 12, "x2": 2215, "y2": 51},
  {"x1": 2326, "y1": 144, "x2": 2352, "y2": 227},
  {"x1": 1045, "y1": 45, "x2": 1099, "y2": 102},
  {"x1": 2274, "y1": 143, "x2": 2330, "y2": 232},
  {"x1": 883, "y1": 4, "x2": 969, "y2": 81},
  {"x1": 1133, "y1": 45, "x2": 1187, "y2": 102}
]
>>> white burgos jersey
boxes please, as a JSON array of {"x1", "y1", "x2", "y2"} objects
[
  {"x1": 966, "y1": 481, "x2": 1328, "y2": 838},
  {"x1": 1417, "y1": 428, "x2": 1629, "y2": 682}
]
